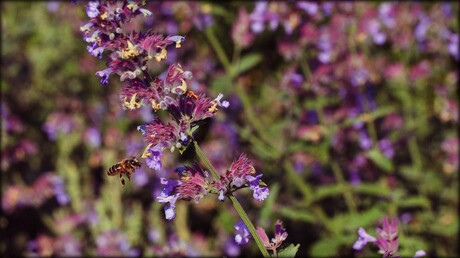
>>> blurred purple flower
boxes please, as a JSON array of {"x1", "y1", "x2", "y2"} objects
[
  {"x1": 225, "y1": 238, "x2": 241, "y2": 256},
  {"x1": 353, "y1": 227, "x2": 377, "y2": 250},
  {"x1": 257, "y1": 220, "x2": 288, "y2": 252},
  {"x1": 52, "y1": 177, "x2": 70, "y2": 206},
  {"x1": 447, "y1": 33, "x2": 459, "y2": 60},
  {"x1": 378, "y1": 3, "x2": 396, "y2": 28},
  {"x1": 133, "y1": 167, "x2": 149, "y2": 187},
  {"x1": 84, "y1": 126, "x2": 101, "y2": 148},
  {"x1": 358, "y1": 130, "x2": 372, "y2": 150},
  {"x1": 297, "y1": 2, "x2": 318, "y2": 15},
  {"x1": 367, "y1": 19, "x2": 386, "y2": 45},
  {"x1": 378, "y1": 139, "x2": 395, "y2": 159},
  {"x1": 234, "y1": 220, "x2": 251, "y2": 245},
  {"x1": 96, "y1": 230, "x2": 139, "y2": 257},
  {"x1": 317, "y1": 32, "x2": 332, "y2": 63},
  {"x1": 42, "y1": 112, "x2": 75, "y2": 140}
]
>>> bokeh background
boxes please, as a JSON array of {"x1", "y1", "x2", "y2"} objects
[{"x1": 1, "y1": 1, "x2": 458, "y2": 257}]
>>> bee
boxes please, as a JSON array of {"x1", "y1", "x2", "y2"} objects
[{"x1": 107, "y1": 156, "x2": 142, "y2": 187}]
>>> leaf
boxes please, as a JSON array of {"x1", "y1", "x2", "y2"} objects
[
  {"x1": 396, "y1": 196, "x2": 431, "y2": 209},
  {"x1": 310, "y1": 236, "x2": 348, "y2": 257},
  {"x1": 365, "y1": 147, "x2": 394, "y2": 173},
  {"x1": 211, "y1": 75, "x2": 232, "y2": 94},
  {"x1": 351, "y1": 183, "x2": 391, "y2": 196},
  {"x1": 278, "y1": 207, "x2": 315, "y2": 223},
  {"x1": 278, "y1": 243, "x2": 300, "y2": 258},
  {"x1": 231, "y1": 53, "x2": 262, "y2": 76}
]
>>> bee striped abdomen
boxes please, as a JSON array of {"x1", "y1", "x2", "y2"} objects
[{"x1": 107, "y1": 163, "x2": 122, "y2": 176}]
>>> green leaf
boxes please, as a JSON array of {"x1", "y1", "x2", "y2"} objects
[
  {"x1": 351, "y1": 183, "x2": 391, "y2": 196},
  {"x1": 231, "y1": 53, "x2": 262, "y2": 76},
  {"x1": 278, "y1": 207, "x2": 315, "y2": 223},
  {"x1": 211, "y1": 75, "x2": 232, "y2": 94},
  {"x1": 365, "y1": 147, "x2": 394, "y2": 173},
  {"x1": 278, "y1": 243, "x2": 300, "y2": 258},
  {"x1": 310, "y1": 235, "x2": 348, "y2": 257},
  {"x1": 396, "y1": 196, "x2": 431, "y2": 209}
]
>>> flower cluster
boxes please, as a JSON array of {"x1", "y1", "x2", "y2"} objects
[
  {"x1": 157, "y1": 154, "x2": 269, "y2": 220},
  {"x1": 81, "y1": 0, "x2": 229, "y2": 171},
  {"x1": 257, "y1": 220, "x2": 289, "y2": 254},
  {"x1": 353, "y1": 217, "x2": 426, "y2": 258},
  {"x1": 2, "y1": 172, "x2": 69, "y2": 213}
]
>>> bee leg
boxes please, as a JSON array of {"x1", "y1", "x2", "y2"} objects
[
  {"x1": 126, "y1": 172, "x2": 131, "y2": 181},
  {"x1": 119, "y1": 174, "x2": 125, "y2": 188}
]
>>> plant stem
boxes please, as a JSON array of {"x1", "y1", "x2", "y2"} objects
[
  {"x1": 229, "y1": 195, "x2": 270, "y2": 257},
  {"x1": 193, "y1": 140, "x2": 269, "y2": 257},
  {"x1": 205, "y1": 26, "x2": 232, "y2": 73},
  {"x1": 193, "y1": 140, "x2": 220, "y2": 180}
]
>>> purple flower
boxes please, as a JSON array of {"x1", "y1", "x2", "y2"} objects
[
  {"x1": 145, "y1": 148, "x2": 163, "y2": 170},
  {"x1": 367, "y1": 20, "x2": 387, "y2": 45},
  {"x1": 224, "y1": 238, "x2": 241, "y2": 256},
  {"x1": 257, "y1": 220, "x2": 288, "y2": 252},
  {"x1": 378, "y1": 139, "x2": 394, "y2": 159},
  {"x1": 297, "y1": 2, "x2": 318, "y2": 15},
  {"x1": 353, "y1": 227, "x2": 377, "y2": 250},
  {"x1": 84, "y1": 126, "x2": 101, "y2": 148},
  {"x1": 86, "y1": 1, "x2": 99, "y2": 18},
  {"x1": 234, "y1": 220, "x2": 251, "y2": 245},
  {"x1": 414, "y1": 250, "x2": 426, "y2": 257},
  {"x1": 447, "y1": 33, "x2": 459, "y2": 60},
  {"x1": 375, "y1": 217, "x2": 399, "y2": 256},
  {"x1": 95, "y1": 68, "x2": 113, "y2": 85},
  {"x1": 52, "y1": 177, "x2": 70, "y2": 206}
]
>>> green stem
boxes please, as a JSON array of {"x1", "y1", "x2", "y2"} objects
[
  {"x1": 205, "y1": 26, "x2": 232, "y2": 73},
  {"x1": 229, "y1": 195, "x2": 270, "y2": 257},
  {"x1": 193, "y1": 141, "x2": 220, "y2": 180},
  {"x1": 193, "y1": 141, "x2": 269, "y2": 257},
  {"x1": 331, "y1": 161, "x2": 357, "y2": 214}
]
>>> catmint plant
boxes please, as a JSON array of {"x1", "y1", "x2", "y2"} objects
[{"x1": 79, "y1": 0, "x2": 279, "y2": 256}]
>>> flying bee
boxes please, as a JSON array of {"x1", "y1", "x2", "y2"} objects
[{"x1": 107, "y1": 156, "x2": 142, "y2": 187}]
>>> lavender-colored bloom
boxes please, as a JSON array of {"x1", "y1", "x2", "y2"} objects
[
  {"x1": 84, "y1": 127, "x2": 101, "y2": 148},
  {"x1": 367, "y1": 20, "x2": 386, "y2": 45},
  {"x1": 47, "y1": 1, "x2": 59, "y2": 13},
  {"x1": 234, "y1": 220, "x2": 251, "y2": 245},
  {"x1": 349, "y1": 170, "x2": 361, "y2": 185},
  {"x1": 378, "y1": 3, "x2": 395, "y2": 28},
  {"x1": 317, "y1": 33, "x2": 332, "y2": 63},
  {"x1": 86, "y1": 1, "x2": 100, "y2": 18},
  {"x1": 145, "y1": 149, "x2": 162, "y2": 170},
  {"x1": 87, "y1": 43, "x2": 105, "y2": 59},
  {"x1": 350, "y1": 69, "x2": 369, "y2": 87},
  {"x1": 414, "y1": 250, "x2": 426, "y2": 257},
  {"x1": 249, "y1": 2, "x2": 268, "y2": 33},
  {"x1": 447, "y1": 33, "x2": 459, "y2": 60},
  {"x1": 95, "y1": 68, "x2": 113, "y2": 85},
  {"x1": 415, "y1": 15, "x2": 430, "y2": 42},
  {"x1": 133, "y1": 167, "x2": 148, "y2": 187},
  {"x1": 378, "y1": 139, "x2": 395, "y2": 159},
  {"x1": 225, "y1": 238, "x2": 241, "y2": 257},
  {"x1": 353, "y1": 227, "x2": 377, "y2": 250},
  {"x1": 359, "y1": 131, "x2": 372, "y2": 150},
  {"x1": 52, "y1": 177, "x2": 69, "y2": 205},
  {"x1": 321, "y1": 2, "x2": 333, "y2": 16},
  {"x1": 252, "y1": 186, "x2": 269, "y2": 201},
  {"x1": 297, "y1": 2, "x2": 318, "y2": 15}
]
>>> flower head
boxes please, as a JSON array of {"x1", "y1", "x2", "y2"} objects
[
  {"x1": 257, "y1": 220, "x2": 288, "y2": 252},
  {"x1": 234, "y1": 220, "x2": 251, "y2": 245}
]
